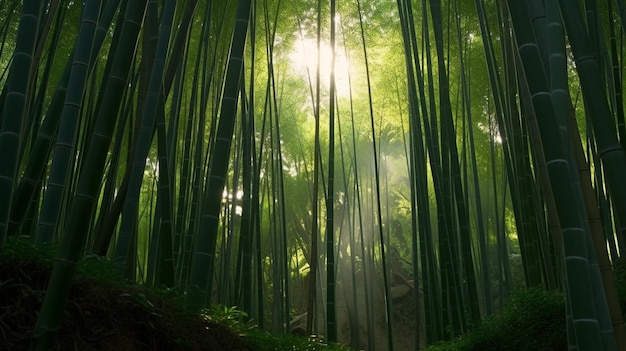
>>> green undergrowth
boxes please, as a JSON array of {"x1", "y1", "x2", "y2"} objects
[
  {"x1": 205, "y1": 305, "x2": 350, "y2": 351},
  {"x1": 427, "y1": 260, "x2": 626, "y2": 351},
  {"x1": 244, "y1": 331, "x2": 350, "y2": 351},
  {"x1": 426, "y1": 288, "x2": 567, "y2": 351},
  {"x1": 5, "y1": 236, "x2": 624, "y2": 351},
  {"x1": 0, "y1": 237, "x2": 349, "y2": 351}
]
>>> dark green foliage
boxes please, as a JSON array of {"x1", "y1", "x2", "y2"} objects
[
  {"x1": 202, "y1": 303, "x2": 355, "y2": 350},
  {"x1": 203, "y1": 304, "x2": 352, "y2": 350},
  {"x1": 0, "y1": 236, "x2": 55, "y2": 263},
  {"x1": 2, "y1": 236, "x2": 118, "y2": 285},
  {"x1": 0, "y1": 238, "x2": 253, "y2": 350},
  {"x1": 243, "y1": 330, "x2": 351, "y2": 351},
  {"x1": 203, "y1": 304, "x2": 257, "y2": 333},
  {"x1": 426, "y1": 288, "x2": 567, "y2": 351}
]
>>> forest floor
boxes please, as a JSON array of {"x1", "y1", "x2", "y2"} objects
[
  {"x1": 4, "y1": 235, "x2": 624, "y2": 351},
  {"x1": 0, "y1": 240, "x2": 253, "y2": 351}
]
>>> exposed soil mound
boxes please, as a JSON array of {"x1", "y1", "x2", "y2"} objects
[{"x1": 0, "y1": 254, "x2": 252, "y2": 351}]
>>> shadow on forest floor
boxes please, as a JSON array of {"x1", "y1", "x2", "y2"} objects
[
  {"x1": 0, "y1": 241, "x2": 252, "y2": 350},
  {"x1": 0, "y1": 238, "x2": 350, "y2": 351},
  {"x1": 3, "y1": 236, "x2": 624, "y2": 351}
]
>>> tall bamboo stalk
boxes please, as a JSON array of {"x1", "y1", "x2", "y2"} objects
[
  {"x1": 188, "y1": 0, "x2": 252, "y2": 307},
  {"x1": 508, "y1": 1, "x2": 616, "y2": 349},
  {"x1": 0, "y1": 0, "x2": 43, "y2": 247},
  {"x1": 326, "y1": 0, "x2": 338, "y2": 343}
]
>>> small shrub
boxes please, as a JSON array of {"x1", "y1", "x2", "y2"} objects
[{"x1": 202, "y1": 304, "x2": 256, "y2": 332}]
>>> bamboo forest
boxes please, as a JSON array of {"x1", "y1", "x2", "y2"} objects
[{"x1": 2, "y1": 0, "x2": 626, "y2": 350}]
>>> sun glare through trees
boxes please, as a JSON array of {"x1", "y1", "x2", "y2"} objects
[{"x1": 289, "y1": 36, "x2": 353, "y2": 98}]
